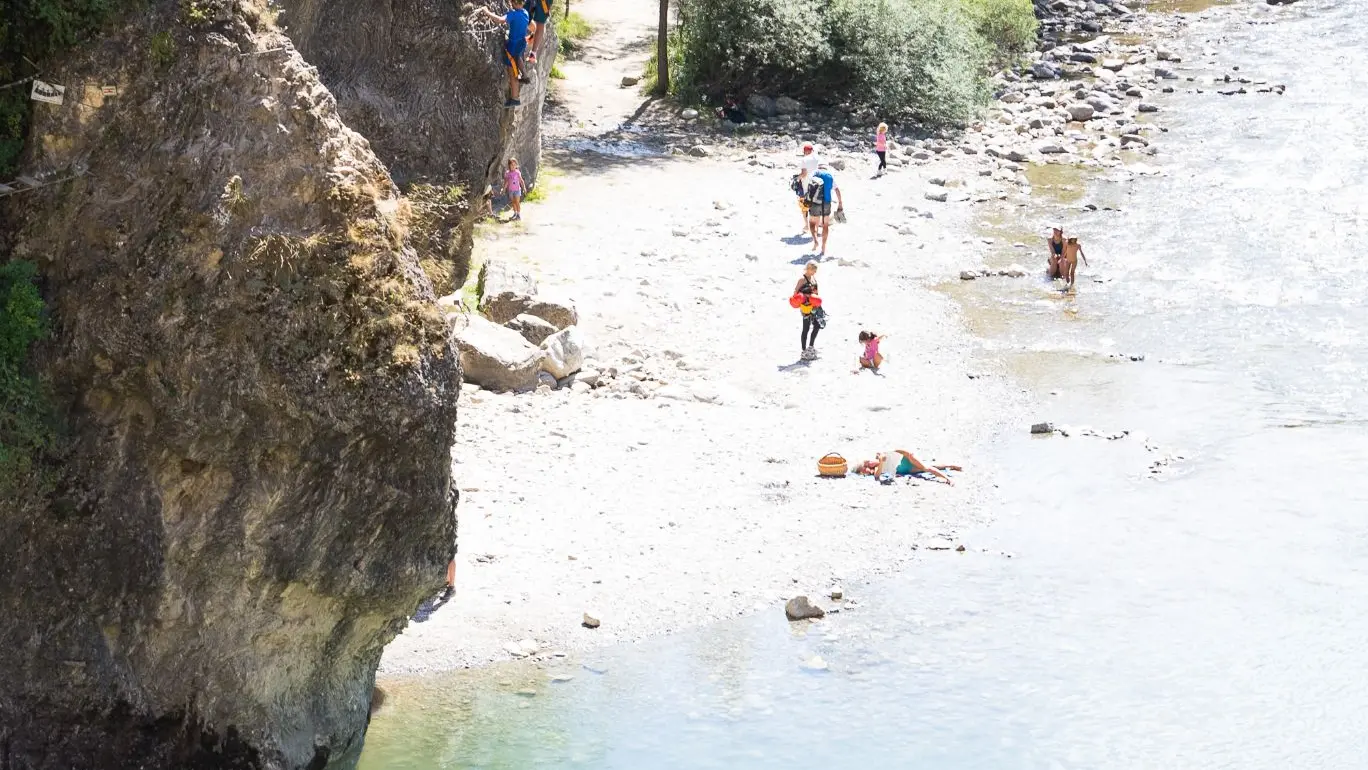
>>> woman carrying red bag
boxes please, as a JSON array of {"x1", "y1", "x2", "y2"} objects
[{"x1": 792, "y1": 260, "x2": 824, "y2": 360}]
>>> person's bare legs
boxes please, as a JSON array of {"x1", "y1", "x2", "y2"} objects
[
  {"x1": 818, "y1": 216, "x2": 831, "y2": 255},
  {"x1": 808, "y1": 215, "x2": 820, "y2": 245},
  {"x1": 511, "y1": 193, "x2": 522, "y2": 219},
  {"x1": 895, "y1": 450, "x2": 953, "y2": 486},
  {"x1": 509, "y1": 67, "x2": 521, "y2": 101}
]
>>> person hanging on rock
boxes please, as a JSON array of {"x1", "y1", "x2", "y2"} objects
[
  {"x1": 475, "y1": 1, "x2": 532, "y2": 107},
  {"x1": 523, "y1": 0, "x2": 553, "y2": 63},
  {"x1": 805, "y1": 164, "x2": 844, "y2": 258},
  {"x1": 791, "y1": 260, "x2": 823, "y2": 360},
  {"x1": 1046, "y1": 225, "x2": 1065, "y2": 279}
]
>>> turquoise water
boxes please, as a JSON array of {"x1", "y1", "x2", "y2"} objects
[{"x1": 359, "y1": 1, "x2": 1368, "y2": 767}]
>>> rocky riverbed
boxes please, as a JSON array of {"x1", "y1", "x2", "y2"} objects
[{"x1": 380, "y1": 0, "x2": 1284, "y2": 675}]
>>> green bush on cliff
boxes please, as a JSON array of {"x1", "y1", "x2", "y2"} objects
[
  {"x1": 0, "y1": 259, "x2": 54, "y2": 496},
  {"x1": 667, "y1": 0, "x2": 1037, "y2": 125}
]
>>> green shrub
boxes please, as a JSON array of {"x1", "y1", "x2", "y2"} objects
[
  {"x1": 959, "y1": 0, "x2": 1039, "y2": 65},
  {"x1": 0, "y1": 259, "x2": 54, "y2": 497},
  {"x1": 641, "y1": 27, "x2": 685, "y2": 96},
  {"x1": 825, "y1": 0, "x2": 989, "y2": 126},
  {"x1": 674, "y1": 0, "x2": 830, "y2": 103},
  {"x1": 557, "y1": 11, "x2": 593, "y2": 57},
  {"x1": 666, "y1": 0, "x2": 1037, "y2": 126}
]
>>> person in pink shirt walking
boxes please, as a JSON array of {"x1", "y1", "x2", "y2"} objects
[
  {"x1": 873, "y1": 122, "x2": 889, "y2": 177},
  {"x1": 502, "y1": 157, "x2": 525, "y2": 221}
]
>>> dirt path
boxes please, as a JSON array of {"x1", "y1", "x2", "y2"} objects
[{"x1": 379, "y1": 0, "x2": 1028, "y2": 675}]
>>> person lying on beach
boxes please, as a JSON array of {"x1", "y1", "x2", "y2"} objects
[
  {"x1": 1062, "y1": 237, "x2": 1088, "y2": 289},
  {"x1": 854, "y1": 450, "x2": 961, "y2": 486}
]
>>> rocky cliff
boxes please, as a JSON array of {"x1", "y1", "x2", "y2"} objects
[
  {"x1": 279, "y1": 0, "x2": 558, "y2": 290},
  {"x1": 0, "y1": 0, "x2": 534, "y2": 765}
]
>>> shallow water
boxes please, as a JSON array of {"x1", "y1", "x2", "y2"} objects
[{"x1": 360, "y1": 2, "x2": 1368, "y2": 766}]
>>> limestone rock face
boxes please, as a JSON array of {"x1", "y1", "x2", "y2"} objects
[
  {"x1": 0, "y1": 2, "x2": 459, "y2": 768},
  {"x1": 280, "y1": 0, "x2": 559, "y2": 289}
]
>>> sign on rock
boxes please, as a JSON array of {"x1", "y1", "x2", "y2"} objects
[{"x1": 31, "y1": 80, "x2": 65, "y2": 105}]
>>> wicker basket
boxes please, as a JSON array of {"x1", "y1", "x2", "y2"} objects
[{"x1": 817, "y1": 452, "x2": 848, "y2": 477}]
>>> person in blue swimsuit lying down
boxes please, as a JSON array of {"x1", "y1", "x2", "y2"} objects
[{"x1": 854, "y1": 449, "x2": 961, "y2": 486}]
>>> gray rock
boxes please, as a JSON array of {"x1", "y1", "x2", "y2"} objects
[
  {"x1": 1070, "y1": 52, "x2": 1099, "y2": 64},
  {"x1": 1006, "y1": 149, "x2": 1030, "y2": 162},
  {"x1": 1154, "y1": 67, "x2": 1179, "y2": 80},
  {"x1": 959, "y1": 270, "x2": 980, "y2": 280},
  {"x1": 1033, "y1": 61, "x2": 1062, "y2": 79},
  {"x1": 540, "y1": 326, "x2": 585, "y2": 379},
  {"x1": 455, "y1": 313, "x2": 547, "y2": 392},
  {"x1": 1101, "y1": 58, "x2": 1125, "y2": 71},
  {"x1": 681, "y1": 108, "x2": 699, "y2": 120},
  {"x1": 785, "y1": 596, "x2": 826, "y2": 621},
  {"x1": 506, "y1": 313, "x2": 557, "y2": 345},
  {"x1": 1067, "y1": 103, "x2": 1096, "y2": 121},
  {"x1": 478, "y1": 260, "x2": 539, "y2": 324},
  {"x1": 1137, "y1": 101, "x2": 1160, "y2": 113},
  {"x1": 925, "y1": 188, "x2": 950, "y2": 203},
  {"x1": 620, "y1": 75, "x2": 639, "y2": 87},
  {"x1": 1156, "y1": 48, "x2": 1179, "y2": 62},
  {"x1": 830, "y1": 158, "x2": 847, "y2": 171},
  {"x1": 524, "y1": 296, "x2": 578, "y2": 330},
  {"x1": 1120, "y1": 133, "x2": 1148, "y2": 147},
  {"x1": 582, "y1": 613, "x2": 601, "y2": 629},
  {"x1": 775, "y1": 95, "x2": 802, "y2": 114},
  {"x1": 745, "y1": 93, "x2": 777, "y2": 118},
  {"x1": 830, "y1": 588, "x2": 844, "y2": 600},
  {"x1": 1031, "y1": 422, "x2": 1055, "y2": 435},
  {"x1": 687, "y1": 145, "x2": 711, "y2": 157},
  {"x1": 1039, "y1": 143, "x2": 1068, "y2": 154}
]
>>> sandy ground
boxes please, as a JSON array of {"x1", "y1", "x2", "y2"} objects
[{"x1": 375, "y1": 0, "x2": 1093, "y2": 675}]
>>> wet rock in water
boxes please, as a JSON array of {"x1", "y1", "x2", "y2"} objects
[
  {"x1": 1120, "y1": 134, "x2": 1148, "y2": 147},
  {"x1": 801, "y1": 656, "x2": 830, "y2": 672},
  {"x1": 620, "y1": 75, "x2": 640, "y2": 87},
  {"x1": 687, "y1": 145, "x2": 712, "y2": 157},
  {"x1": 785, "y1": 596, "x2": 826, "y2": 621},
  {"x1": 582, "y1": 613, "x2": 601, "y2": 629},
  {"x1": 455, "y1": 314, "x2": 548, "y2": 392},
  {"x1": 1067, "y1": 103, "x2": 1096, "y2": 122},
  {"x1": 1156, "y1": 47, "x2": 1179, "y2": 62},
  {"x1": 506, "y1": 313, "x2": 558, "y2": 345},
  {"x1": 1031, "y1": 422, "x2": 1056, "y2": 434},
  {"x1": 541, "y1": 326, "x2": 586, "y2": 379},
  {"x1": 1039, "y1": 143, "x2": 1069, "y2": 154},
  {"x1": 1138, "y1": 101, "x2": 1160, "y2": 113},
  {"x1": 1033, "y1": 61, "x2": 1062, "y2": 79},
  {"x1": 1154, "y1": 67, "x2": 1179, "y2": 80}
]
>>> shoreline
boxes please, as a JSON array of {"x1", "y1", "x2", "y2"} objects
[{"x1": 377, "y1": 0, "x2": 1233, "y2": 678}]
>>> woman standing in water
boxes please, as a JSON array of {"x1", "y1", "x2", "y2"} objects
[
  {"x1": 793, "y1": 261, "x2": 822, "y2": 360},
  {"x1": 1046, "y1": 225, "x2": 1065, "y2": 279}
]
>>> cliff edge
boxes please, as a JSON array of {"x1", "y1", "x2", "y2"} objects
[{"x1": 0, "y1": 0, "x2": 475, "y2": 767}]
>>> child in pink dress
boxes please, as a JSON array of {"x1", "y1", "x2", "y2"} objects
[
  {"x1": 856, "y1": 330, "x2": 885, "y2": 373},
  {"x1": 503, "y1": 158, "x2": 525, "y2": 221}
]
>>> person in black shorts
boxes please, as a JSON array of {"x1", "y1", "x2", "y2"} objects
[{"x1": 524, "y1": 0, "x2": 553, "y2": 63}]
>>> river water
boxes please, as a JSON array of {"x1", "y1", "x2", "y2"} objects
[{"x1": 358, "y1": 2, "x2": 1368, "y2": 767}]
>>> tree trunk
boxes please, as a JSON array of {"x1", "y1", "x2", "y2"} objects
[{"x1": 655, "y1": 0, "x2": 670, "y2": 95}]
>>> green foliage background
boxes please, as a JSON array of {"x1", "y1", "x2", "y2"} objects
[{"x1": 0, "y1": 259, "x2": 54, "y2": 497}]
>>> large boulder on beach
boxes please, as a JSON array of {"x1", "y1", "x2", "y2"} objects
[
  {"x1": 456, "y1": 314, "x2": 547, "y2": 392},
  {"x1": 478, "y1": 260, "x2": 540, "y2": 324},
  {"x1": 541, "y1": 326, "x2": 586, "y2": 379},
  {"x1": 746, "y1": 93, "x2": 778, "y2": 118},
  {"x1": 775, "y1": 96, "x2": 802, "y2": 114},
  {"x1": 525, "y1": 296, "x2": 579, "y2": 331},
  {"x1": 507, "y1": 313, "x2": 558, "y2": 345}
]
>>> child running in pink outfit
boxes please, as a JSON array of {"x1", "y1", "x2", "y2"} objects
[
  {"x1": 503, "y1": 158, "x2": 525, "y2": 221},
  {"x1": 874, "y1": 122, "x2": 888, "y2": 177},
  {"x1": 855, "y1": 330, "x2": 885, "y2": 373}
]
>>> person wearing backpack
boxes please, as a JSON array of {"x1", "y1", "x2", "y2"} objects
[
  {"x1": 795, "y1": 142, "x2": 820, "y2": 232},
  {"x1": 805, "y1": 165, "x2": 844, "y2": 257},
  {"x1": 475, "y1": 2, "x2": 533, "y2": 108}
]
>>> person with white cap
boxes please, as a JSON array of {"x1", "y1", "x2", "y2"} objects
[{"x1": 794, "y1": 142, "x2": 821, "y2": 231}]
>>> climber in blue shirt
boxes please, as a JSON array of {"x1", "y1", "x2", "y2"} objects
[{"x1": 476, "y1": 2, "x2": 532, "y2": 108}]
